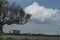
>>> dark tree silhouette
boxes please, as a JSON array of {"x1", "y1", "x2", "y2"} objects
[{"x1": 0, "y1": 0, "x2": 31, "y2": 33}]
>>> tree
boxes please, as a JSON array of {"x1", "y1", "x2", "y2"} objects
[{"x1": 0, "y1": 0, "x2": 31, "y2": 33}]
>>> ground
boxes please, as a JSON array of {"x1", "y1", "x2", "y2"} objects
[{"x1": 0, "y1": 35, "x2": 60, "y2": 40}]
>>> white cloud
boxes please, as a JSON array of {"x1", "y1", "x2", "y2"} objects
[
  {"x1": 24, "y1": 2, "x2": 60, "y2": 22},
  {"x1": 3, "y1": 2, "x2": 60, "y2": 34}
]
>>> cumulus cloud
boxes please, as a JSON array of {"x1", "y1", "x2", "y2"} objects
[
  {"x1": 3, "y1": 2, "x2": 60, "y2": 34},
  {"x1": 24, "y1": 2, "x2": 60, "y2": 22}
]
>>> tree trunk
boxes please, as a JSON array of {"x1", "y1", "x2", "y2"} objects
[{"x1": 0, "y1": 24, "x2": 3, "y2": 33}]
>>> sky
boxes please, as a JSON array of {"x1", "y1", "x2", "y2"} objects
[
  {"x1": 3, "y1": 0, "x2": 60, "y2": 35},
  {"x1": 8, "y1": 0, "x2": 60, "y2": 9}
]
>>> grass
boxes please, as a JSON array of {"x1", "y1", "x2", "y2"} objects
[
  {"x1": 0, "y1": 37, "x2": 4, "y2": 40},
  {"x1": 35, "y1": 38, "x2": 40, "y2": 40},
  {"x1": 5, "y1": 37, "x2": 17, "y2": 40},
  {"x1": 0, "y1": 33, "x2": 60, "y2": 40},
  {"x1": 1, "y1": 33, "x2": 60, "y2": 37},
  {"x1": 21, "y1": 38, "x2": 30, "y2": 40}
]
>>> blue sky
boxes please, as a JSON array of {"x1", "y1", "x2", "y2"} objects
[
  {"x1": 5, "y1": 0, "x2": 60, "y2": 35},
  {"x1": 9, "y1": 0, "x2": 60, "y2": 9}
]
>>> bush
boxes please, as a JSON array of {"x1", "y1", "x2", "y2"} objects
[{"x1": 5, "y1": 37, "x2": 17, "y2": 40}]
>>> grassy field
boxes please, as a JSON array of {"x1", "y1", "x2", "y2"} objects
[
  {"x1": 0, "y1": 33, "x2": 60, "y2": 40},
  {"x1": 0, "y1": 35, "x2": 60, "y2": 40}
]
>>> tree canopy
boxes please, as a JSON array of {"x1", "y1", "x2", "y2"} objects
[
  {"x1": 0, "y1": 0, "x2": 31, "y2": 32},
  {"x1": 0, "y1": 0, "x2": 31, "y2": 25}
]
